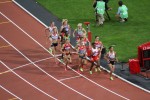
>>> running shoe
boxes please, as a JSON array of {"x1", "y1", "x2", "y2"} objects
[
  {"x1": 49, "y1": 48, "x2": 52, "y2": 53},
  {"x1": 98, "y1": 67, "x2": 101, "y2": 72},
  {"x1": 89, "y1": 71, "x2": 92, "y2": 74},
  {"x1": 80, "y1": 67, "x2": 83, "y2": 72},
  {"x1": 110, "y1": 77, "x2": 114, "y2": 80},
  {"x1": 60, "y1": 59, "x2": 63, "y2": 63},
  {"x1": 120, "y1": 19, "x2": 125, "y2": 23},
  {"x1": 95, "y1": 68, "x2": 98, "y2": 72}
]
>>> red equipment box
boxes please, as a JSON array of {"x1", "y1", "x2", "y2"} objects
[
  {"x1": 129, "y1": 59, "x2": 141, "y2": 74},
  {"x1": 138, "y1": 42, "x2": 150, "y2": 69}
]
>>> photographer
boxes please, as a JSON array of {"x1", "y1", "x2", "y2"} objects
[
  {"x1": 93, "y1": 0, "x2": 111, "y2": 11},
  {"x1": 93, "y1": 0, "x2": 105, "y2": 25}
]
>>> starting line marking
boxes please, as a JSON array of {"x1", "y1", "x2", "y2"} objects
[
  {"x1": 0, "y1": 21, "x2": 10, "y2": 25},
  {"x1": 0, "y1": 85, "x2": 22, "y2": 100},
  {"x1": 0, "y1": 45, "x2": 10, "y2": 48},
  {"x1": 0, "y1": 1, "x2": 12, "y2": 4},
  {"x1": 0, "y1": 54, "x2": 61, "y2": 75},
  {"x1": 59, "y1": 76, "x2": 81, "y2": 82}
]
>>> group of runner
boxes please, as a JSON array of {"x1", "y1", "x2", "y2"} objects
[{"x1": 45, "y1": 19, "x2": 118, "y2": 80}]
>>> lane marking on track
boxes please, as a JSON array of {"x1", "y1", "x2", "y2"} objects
[
  {"x1": 59, "y1": 76, "x2": 81, "y2": 82},
  {"x1": 0, "y1": 9, "x2": 130, "y2": 100},
  {"x1": 0, "y1": 1, "x2": 12, "y2": 4},
  {"x1": 0, "y1": 35, "x2": 93, "y2": 100},
  {"x1": 0, "y1": 45, "x2": 10, "y2": 48},
  {"x1": 0, "y1": 54, "x2": 61, "y2": 75},
  {"x1": 0, "y1": 21, "x2": 10, "y2": 25},
  {"x1": 0, "y1": 85, "x2": 22, "y2": 100},
  {"x1": 8, "y1": 98, "x2": 18, "y2": 100},
  {"x1": 0, "y1": 60, "x2": 58, "y2": 100},
  {"x1": 12, "y1": 0, "x2": 150, "y2": 94}
]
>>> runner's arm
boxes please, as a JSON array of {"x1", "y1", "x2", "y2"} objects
[
  {"x1": 104, "y1": 53, "x2": 109, "y2": 62},
  {"x1": 115, "y1": 52, "x2": 119, "y2": 62},
  {"x1": 82, "y1": 28, "x2": 87, "y2": 35},
  {"x1": 68, "y1": 25, "x2": 71, "y2": 35},
  {"x1": 72, "y1": 29, "x2": 76, "y2": 37}
]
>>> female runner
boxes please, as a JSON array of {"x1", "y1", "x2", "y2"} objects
[
  {"x1": 48, "y1": 27, "x2": 60, "y2": 63},
  {"x1": 45, "y1": 21, "x2": 57, "y2": 44},
  {"x1": 60, "y1": 19, "x2": 71, "y2": 44},
  {"x1": 89, "y1": 43, "x2": 101, "y2": 74},
  {"x1": 105, "y1": 46, "x2": 118, "y2": 80},
  {"x1": 61, "y1": 39, "x2": 73, "y2": 71},
  {"x1": 94, "y1": 36, "x2": 104, "y2": 58},
  {"x1": 73, "y1": 23, "x2": 86, "y2": 41},
  {"x1": 77, "y1": 38, "x2": 87, "y2": 72}
]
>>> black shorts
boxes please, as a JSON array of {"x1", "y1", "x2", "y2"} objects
[
  {"x1": 79, "y1": 54, "x2": 86, "y2": 59},
  {"x1": 108, "y1": 61, "x2": 115, "y2": 65},
  {"x1": 51, "y1": 43, "x2": 58, "y2": 47}
]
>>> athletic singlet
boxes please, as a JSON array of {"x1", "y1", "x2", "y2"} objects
[
  {"x1": 79, "y1": 46, "x2": 86, "y2": 54},
  {"x1": 51, "y1": 33, "x2": 58, "y2": 40},
  {"x1": 64, "y1": 43, "x2": 71, "y2": 50},
  {"x1": 49, "y1": 26, "x2": 55, "y2": 33},
  {"x1": 92, "y1": 48, "x2": 99, "y2": 56},
  {"x1": 82, "y1": 38, "x2": 88, "y2": 45},
  {"x1": 77, "y1": 28, "x2": 84, "y2": 37},
  {"x1": 108, "y1": 51, "x2": 116, "y2": 61},
  {"x1": 95, "y1": 41, "x2": 102, "y2": 48},
  {"x1": 63, "y1": 25, "x2": 69, "y2": 32}
]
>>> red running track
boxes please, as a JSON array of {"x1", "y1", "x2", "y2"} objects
[{"x1": 0, "y1": 1, "x2": 150, "y2": 100}]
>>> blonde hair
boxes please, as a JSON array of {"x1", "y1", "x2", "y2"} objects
[
  {"x1": 77, "y1": 23, "x2": 82, "y2": 27},
  {"x1": 62, "y1": 19, "x2": 68, "y2": 24}
]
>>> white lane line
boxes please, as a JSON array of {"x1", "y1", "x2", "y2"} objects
[
  {"x1": 0, "y1": 60, "x2": 57, "y2": 100},
  {"x1": 0, "y1": 9, "x2": 130, "y2": 100},
  {"x1": 59, "y1": 76, "x2": 81, "y2": 82},
  {"x1": 0, "y1": 85, "x2": 22, "y2": 100},
  {"x1": 12, "y1": 0, "x2": 150, "y2": 94},
  {"x1": 0, "y1": 54, "x2": 61, "y2": 75},
  {"x1": 0, "y1": 35, "x2": 93, "y2": 100},
  {"x1": 12, "y1": 0, "x2": 47, "y2": 27}
]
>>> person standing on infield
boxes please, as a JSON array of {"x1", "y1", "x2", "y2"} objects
[{"x1": 94, "y1": 0, "x2": 105, "y2": 25}]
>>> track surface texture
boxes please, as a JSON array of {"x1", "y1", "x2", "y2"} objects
[{"x1": 0, "y1": 0, "x2": 150, "y2": 100}]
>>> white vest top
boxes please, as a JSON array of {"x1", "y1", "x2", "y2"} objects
[
  {"x1": 49, "y1": 26, "x2": 54, "y2": 33},
  {"x1": 92, "y1": 48, "x2": 99, "y2": 56},
  {"x1": 108, "y1": 51, "x2": 115, "y2": 60},
  {"x1": 51, "y1": 33, "x2": 58, "y2": 40}
]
